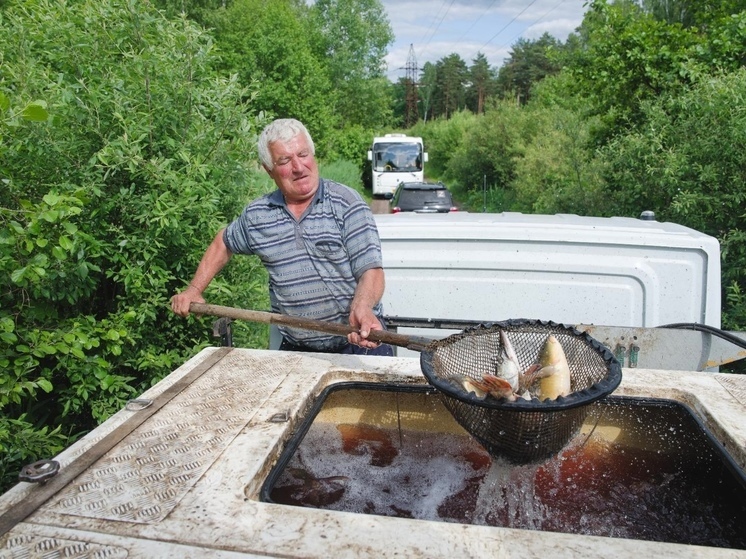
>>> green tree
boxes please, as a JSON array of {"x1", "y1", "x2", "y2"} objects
[
  {"x1": 564, "y1": 0, "x2": 746, "y2": 138},
  {"x1": 600, "y1": 69, "x2": 746, "y2": 329},
  {"x1": 640, "y1": 0, "x2": 694, "y2": 25},
  {"x1": 495, "y1": 34, "x2": 563, "y2": 105},
  {"x1": 309, "y1": 0, "x2": 394, "y2": 129},
  {"x1": 0, "y1": 94, "x2": 70, "y2": 490},
  {"x1": 565, "y1": 0, "x2": 698, "y2": 129},
  {"x1": 467, "y1": 53, "x2": 495, "y2": 114},
  {"x1": 391, "y1": 77, "x2": 409, "y2": 127},
  {"x1": 0, "y1": 0, "x2": 266, "y2": 490},
  {"x1": 510, "y1": 107, "x2": 606, "y2": 215},
  {"x1": 409, "y1": 110, "x2": 477, "y2": 179},
  {"x1": 641, "y1": 0, "x2": 746, "y2": 27},
  {"x1": 444, "y1": 104, "x2": 521, "y2": 204},
  {"x1": 207, "y1": 0, "x2": 335, "y2": 148},
  {"x1": 432, "y1": 53, "x2": 469, "y2": 119},
  {"x1": 418, "y1": 62, "x2": 437, "y2": 123}
]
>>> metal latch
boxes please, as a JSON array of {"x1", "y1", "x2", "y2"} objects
[
  {"x1": 19, "y1": 460, "x2": 60, "y2": 484},
  {"x1": 614, "y1": 342, "x2": 640, "y2": 368},
  {"x1": 212, "y1": 317, "x2": 233, "y2": 347},
  {"x1": 125, "y1": 398, "x2": 153, "y2": 410},
  {"x1": 268, "y1": 409, "x2": 290, "y2": 423}
]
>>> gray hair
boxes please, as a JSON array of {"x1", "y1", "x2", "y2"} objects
[{"x1": 257, "y1": 118, "x2": 315, "y2": 170}]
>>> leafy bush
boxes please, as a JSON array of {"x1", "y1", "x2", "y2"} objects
[
  {"x1": 323, "y1": 125, "x2": 374, "y2": 168},
  {"x1": 409, "y1": 111, "x2": 478, "y2": 179},
  {"x1": 319, "y1": 159, "x2": 367, "y2": 198},
  {"x1": 444, "y1": 102, "x2": 522, "y2": 200},
  {"x1": 0, "y1": 0, "x2": 266, "y2": 491},
  {"x1": 510, "y1": 104, "x2": 607, "y2": 215},
  {"x1": 601, "y1": 69, "x2": 746, "y2": 329}
]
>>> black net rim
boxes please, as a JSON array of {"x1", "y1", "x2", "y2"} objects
[{"x1": 420, "y1": 318, "x2": 622, "y2": 412}]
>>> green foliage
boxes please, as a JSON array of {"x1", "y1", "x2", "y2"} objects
[
  {"x1": 565, "y1": 0, "x2": 746, "y2": 137},
  {"x1": 641, "y1": 0, "x2": 694, "y2": 26},
  {"x1": 467, "y1": 53, "x2": 495, "y2": 114},
  {"x1": 207, "y1": 0, "x2": 335, "y2": 146},
  {"x1": 418, "y1": 62, "x2": 438, "y2": 123},
  {"x1": 206, "y1": 0, "x2": 394, "y2": 139},
  {"x1": 565, "y1": 0, "x2": 697, "y2": 131},
  {"x1": 444, "y1": 103, "x2": 521, "y2": 195},
  {"x1": 510, "y1": 104, "x2": 607, "y2": 215},
  {"x1": 413, "y1": 97, "x2": 607, "y2": 216},
  {"x1": 0, "y1": 415, "x2": 67, "y2": 490},
  {"x1": 600, "y1": 69, "x2": 746, "y2": 328},
  {"x1": 311, "y1": 0, "x2": 392, "y2": 82},
  {"x1": 432, "y1": 54, "x2": 469, "y2": 119},
  {"x1": 0, "y1": 0, "x2": 265, "y2": 492},
  {"x1": 151, "y1": 0, "x2": 229, "y2": 25},
  {"x1": 694, "y1": 11, "x2": 746, "y2": 69},
  {"x1": 409, "y1": 111, "x2": 478, "y2": 179},
  {"x1": 319, "y1": 159, "x2": 367, "y2": 199},
  {"x1": 310, "y1": 0, "x2": 395, "y2": 129},
  {"x1": 321, "y1": 124, "x2": 373, "y2": 165},
  {"x1": 496, "y1": 33, "x2": 563, "y2": 105}
]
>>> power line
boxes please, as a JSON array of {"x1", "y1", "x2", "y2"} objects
[
  {"x1": 385, "y1": 0, "x2": 451, "y2": 79},
  {"x1": 463, "y1": 0, "x2": 569, "y2": 67},
  {"x1": 416, "y1": 0, "x2": 456, "y2": 65},
  {"x1": 386, "y1": 0, "x2": 580, "y2": 79},
  {"x1": 495, "y1": 0, "x2": 569, "y2": 55},
  {"x1": 480, "y1": 0, "x2": 539, "y2": 50},
  {"x1": 417, "y1": 0, "x2": 452, "y2": 47},
  {"x1": 455, "y1": 0, "x2": 501, "y2": 44}
]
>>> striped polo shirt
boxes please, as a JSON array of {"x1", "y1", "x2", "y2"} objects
[{"x1": 223, "y1": 179, "x2": 384, "y2": 350}]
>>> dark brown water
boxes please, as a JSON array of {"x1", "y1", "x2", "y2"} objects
[{"x1": 266, "y1": 388, "x2": 746, "y2": 549}]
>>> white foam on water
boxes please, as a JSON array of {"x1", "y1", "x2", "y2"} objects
[
  {"x1": 279, "y1": 423, "x2": 485, "y2": 520},
  {"x1": 269, "y1": 401, "x2": 746, "y2": 548}
]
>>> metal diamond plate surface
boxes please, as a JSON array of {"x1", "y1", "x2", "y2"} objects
[
  {"x1": 44, "y1": 351, "x2": 296, "y2": 523},
  {"x1": 0, "y1": 533, "x2": 128, "y2": 558},
  {"x1": 717, "y1": 374, "x2": 746, "y2": 407}
]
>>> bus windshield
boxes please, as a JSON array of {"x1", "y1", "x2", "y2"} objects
[{"x1": 372, "y1": 142, "x2": 422, "y2": 173}]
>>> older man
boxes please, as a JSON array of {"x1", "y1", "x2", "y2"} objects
[{"x1": 171, "y1": 118, "x2": 393, "y2": 355}]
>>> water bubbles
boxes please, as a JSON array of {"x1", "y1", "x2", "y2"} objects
[{"x1": 268, "y1": 389, "x2": 746, "y2": 549}]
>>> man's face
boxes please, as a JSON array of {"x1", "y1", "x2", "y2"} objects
[{"x1": 265, "y1": 133, "x2": 319, "y2": 205}]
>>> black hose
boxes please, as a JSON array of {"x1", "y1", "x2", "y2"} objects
[{"x1": 658, "y1": 323, "x2": 746, "y2": 350}]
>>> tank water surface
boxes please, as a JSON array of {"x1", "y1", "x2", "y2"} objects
[{"x1": 262, "y1": 385, "x2": 746, "y2": 550}]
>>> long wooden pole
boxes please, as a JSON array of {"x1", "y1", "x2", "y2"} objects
[{"x1": 190, "y1": 303, "x2": 434, "y2": 352}]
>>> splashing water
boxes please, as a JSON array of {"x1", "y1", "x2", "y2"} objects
[{"x1": 267, "y1": 390, "x2": 746, "y2": 549}]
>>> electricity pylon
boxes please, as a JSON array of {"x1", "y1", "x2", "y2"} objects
[{"x1": 404, "y1": 44, "x2": 419, "y2": 127}]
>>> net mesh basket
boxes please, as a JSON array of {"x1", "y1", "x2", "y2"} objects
[{"x1": 420, "y1": 319, "x2": 622, "y2": 464}]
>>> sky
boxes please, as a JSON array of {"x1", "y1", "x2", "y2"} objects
[{"x1": 381, "y1": 0, "x2": 590, "y2": 81}]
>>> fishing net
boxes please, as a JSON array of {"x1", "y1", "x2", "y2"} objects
[{"x1": 420, "y1": 319, "x2": 622, "y2": 463}]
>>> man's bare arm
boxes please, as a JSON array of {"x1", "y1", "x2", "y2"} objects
[
  {"x1": 170, "y1": 228, "x2": 233, "y2": 317},
  {"x1": 348, "y1": 267, "x2": 385, "y2": 347}
]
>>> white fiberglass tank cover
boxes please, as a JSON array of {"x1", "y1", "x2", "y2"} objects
[{"x1": 374, "y1": 212, "x2": 720, "y2": 331}]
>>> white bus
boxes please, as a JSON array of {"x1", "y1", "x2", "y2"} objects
[{"x1": 367, "y1": 134, "x2": 428, "y2": 198}]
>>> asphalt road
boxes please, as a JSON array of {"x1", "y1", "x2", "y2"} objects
[{"x1": 370, "y1": 199, "x2": 390, "y2": 214}]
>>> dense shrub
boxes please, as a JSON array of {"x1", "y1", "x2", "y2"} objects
[
  {"x1": 601, "y1": 69, "x2": 746, "y2": 329},
  {"x1": 510, "y1": 104, "x2": 607, "y2": 215},
  {"x1": 0, "y1": 0, "x2": 267, "y2": 489},
  {"x1": 409, "y1": 111, "x2": 478, "y2": 180}
]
